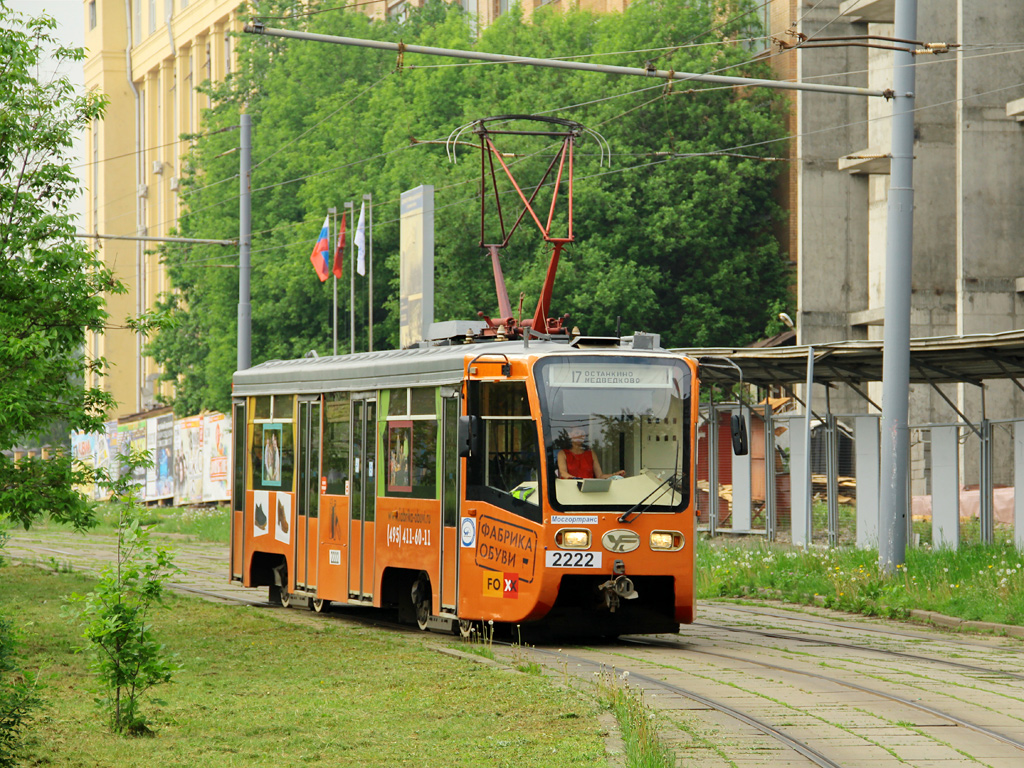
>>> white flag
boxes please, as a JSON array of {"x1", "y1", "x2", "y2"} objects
[{"x1": 354, "y1": 201, "x2": 366, "y2": 276}]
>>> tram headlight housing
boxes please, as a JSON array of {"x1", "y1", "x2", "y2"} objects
[
  {"x1": 650, "y1": 531, "x2": 684, "y2": 551},
  {"x1": 555, "y1": 529, "x2": 591, "y2": 549}
]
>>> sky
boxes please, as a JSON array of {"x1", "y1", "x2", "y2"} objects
[{"x1": 10, "y1": 1, "x2": 87, "y2": 219}]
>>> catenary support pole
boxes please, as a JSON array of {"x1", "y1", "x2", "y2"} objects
[
  {"x1": 879, "y1": 0, "x2": 918, "y2": 573},
  {"x1": 238, "y1": 113, "x2": 252, "y2": 371}
]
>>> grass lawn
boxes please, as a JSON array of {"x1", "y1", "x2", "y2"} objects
[
  {"x1": 68, "y1": 502, "x2": 232, "y2": 544},
  {"x1": 697, "y1": 535, "x2": 1024, "y2": 626},
  {"x1": 2, "y1": 565, "x2": 608, "y2": 767}
]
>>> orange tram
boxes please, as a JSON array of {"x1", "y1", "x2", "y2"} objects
[{"x1": 229, "y1": 333, "x2": 737, "y2": 636}]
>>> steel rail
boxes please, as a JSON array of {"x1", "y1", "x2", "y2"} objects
[
  {"x1": 244, "y1": 24, "x2": 894, "y2": 100},
  {"x1": 525, "y1": 645, "x2": 845, "y2": 768},
  {"x1": 623, "y1": 636, "x2": 1024, "y2": 753},
  {"x1": 706, "y1": 602, "x2": 1024, "y2": 653},
  {"x1": 692, "y1": 621, "x2": 1024, "y2": 681}
]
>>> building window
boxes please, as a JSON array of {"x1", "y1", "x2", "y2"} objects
[
  {"x1": 224, "y1": 29, "x2": 231, "y2": 74},
  {"x1": 148, "y1": 0, "x2": 156, "y2": 34},
  {"x1": 88, "y1": 1, "x2": 96, "y2": 29}
]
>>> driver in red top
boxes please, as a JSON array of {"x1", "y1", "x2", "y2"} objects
[{"x1": 557, "y1": 427, "x2": 626, "y2": 480}]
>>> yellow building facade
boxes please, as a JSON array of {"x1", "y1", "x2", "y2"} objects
[{"x1": 84, "y1": 0, "x2": 243, "y2": 417}]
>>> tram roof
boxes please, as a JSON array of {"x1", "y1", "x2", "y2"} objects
[
  {"x1": 675, "y1": 329, "x2": 1024, "y2": 388},
  {"x1": 232, "y1": 339, "x2": 692, "y2": 396}
]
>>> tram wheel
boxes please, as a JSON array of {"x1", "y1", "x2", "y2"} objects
[
  {"x1": 279, "y1": 589, "x2": 293, "y2": 609},
  {"x1": 412, "y1": 576, "x2": 431, "y2": 631},
  {"x1": 312, "y1": 598, "x2": 329, "y2": 613}
]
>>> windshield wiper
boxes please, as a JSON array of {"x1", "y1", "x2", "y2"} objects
[{"x1": 618, "y1": 474, "x2": 683, "y2": 524}]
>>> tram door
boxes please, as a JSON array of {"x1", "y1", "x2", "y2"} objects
[
  {"x1": 295, "y1": 398, "x2": 321, "y2": 592},
  {"x1": 349, "y1": 397, "x2": 377, "y2": 600},
  {"x1": 439, "y1": 395, "x2": 460, "y2": 612},
  {"x1": 230, "y1": 399, "x2": 246, "y2": 583}
]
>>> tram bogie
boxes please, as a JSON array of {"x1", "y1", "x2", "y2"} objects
[{"x1": 229, "y1": 336, "x2": 737, "y2": 636}]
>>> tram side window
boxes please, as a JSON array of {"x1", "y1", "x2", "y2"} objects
[
  {"x1": 323, "y1": 392, "x2": 350, "y2": 495},
  {"x1": 249, "y1": 394, "x2": 295, "y2": 493},
  {"x1": 384, "y1": 407, "x2": 438, "y2": 500},
  {"x1": 250, "y1": 422, "x2": 295, "y2": 492},
  {"x1": 466, "y1": 381, "x2": 541, "y2": 523}
]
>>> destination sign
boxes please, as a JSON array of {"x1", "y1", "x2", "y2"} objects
[{"x1": 545, "y1": 363, "x2": 673, "y2": 389}]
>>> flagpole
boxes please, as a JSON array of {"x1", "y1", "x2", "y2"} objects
[
  {"x1": 365, "y1": 192, "x2": 373, "y2": 352},
  {"x1": 328, "y1": 206, "x2": 337, "y2": 355},
  {"x1": 345, "y1": 200, "x2": 354, "y2": 354}
]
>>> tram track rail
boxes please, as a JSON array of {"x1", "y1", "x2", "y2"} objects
[
  {"x1": 691, "y1": 618, "x2": 1024, "y2": 682},
  {"x1": 705, "y1": 601, "x2": 1024, "y2": 652},
  {"x1": 620, "y1": 634, "x2": 1024, "y2": 753},
  {"x1": 524, "y1": 644, "x2": 846, "y2": 768}
]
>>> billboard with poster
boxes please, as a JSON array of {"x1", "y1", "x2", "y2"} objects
[
  {"x1": 174, "y1": 416, "x2": 204, "y2": 505},
  {"x1": 203, "y1": 412, "x2": 231, "y2": 502}
]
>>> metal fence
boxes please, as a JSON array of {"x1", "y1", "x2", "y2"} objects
[{"x1": 697, "y1": 403, "x2": 1024, "y2": 552}]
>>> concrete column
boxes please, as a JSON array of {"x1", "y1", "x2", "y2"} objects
[{"x1": 931, "y1": 425, "x2": 960, "y2": 550}]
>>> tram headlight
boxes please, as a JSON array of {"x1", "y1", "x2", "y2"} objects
[
  {"x1": 555, "y1": 529, "x2": 591, "y2": 549},
  {"x1": 650, "y1": 531, "x2": 684, "y2": 551}
]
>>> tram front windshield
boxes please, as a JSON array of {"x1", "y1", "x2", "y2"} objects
[{"x1": 534, "y1": 356, "x2": 691, "y2": 511}]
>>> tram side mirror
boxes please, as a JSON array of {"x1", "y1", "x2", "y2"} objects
[
  {"x1": 731, "y1": 413, "x2": 749, "y2": 456},
  {"x1": 458, "y1": 415, "x2": 480, "y2": 458}
]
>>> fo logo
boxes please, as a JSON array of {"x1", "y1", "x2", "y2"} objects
[{"x1": 602, "y1": 529, "x2": 640, "y2": 553}]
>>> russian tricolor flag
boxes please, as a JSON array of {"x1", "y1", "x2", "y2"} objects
[{"x1": 309, "y1": 215, "x2": 330, "y2": 282}]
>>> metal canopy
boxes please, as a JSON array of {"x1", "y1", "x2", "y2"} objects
[{"x1": 679, "y1": 329, "x2": 1024, "y2": 387}]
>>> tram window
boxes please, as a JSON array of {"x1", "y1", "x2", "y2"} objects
[
  {"x1": 273, "y1": 394, "x2": 294, "y2": 420},
  {"x1": 534, "y1": 356, "x2": 691, "y2": 511},
  {"x1": 410, "y1": 387, "x2": 434, "y2": 415},
  {"x1": 250, "y1": 422, "x2": 295, "y2": 492},
  {"x1": 233, "y1": 401, "x2": 246, "y2": 504},
  {"x1": 388, "y1": 388, "x2": 408, "y2": 417},
  {"x1": 482, "y1": 381, "x2": 530, "y2": 416},
  {"x1": 384, "y1": 419, "x2": 438, "y2": 499},
  {"x1": 386, "y1": 421, "x2": 412, "y2": 492},
  {"x1": 466, "y1": 381, "x2": 541, "y2": 523},
  {"x1": 323, "y1": 392, "x2": 350, "y2": 495},
  {"x1": 254, "y1": 396, "x2": 271, "y2": 420}
]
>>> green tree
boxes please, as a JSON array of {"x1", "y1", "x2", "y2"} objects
[
  {"x1": 68, "y1": 451, "x2": 181, "y2": 735},
  {"x1": 151, "y1": 0, "x2": 791, "y2": 414},
  {"x1": 0, "y1": 0, "x2": 118, "y2": 530}
]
